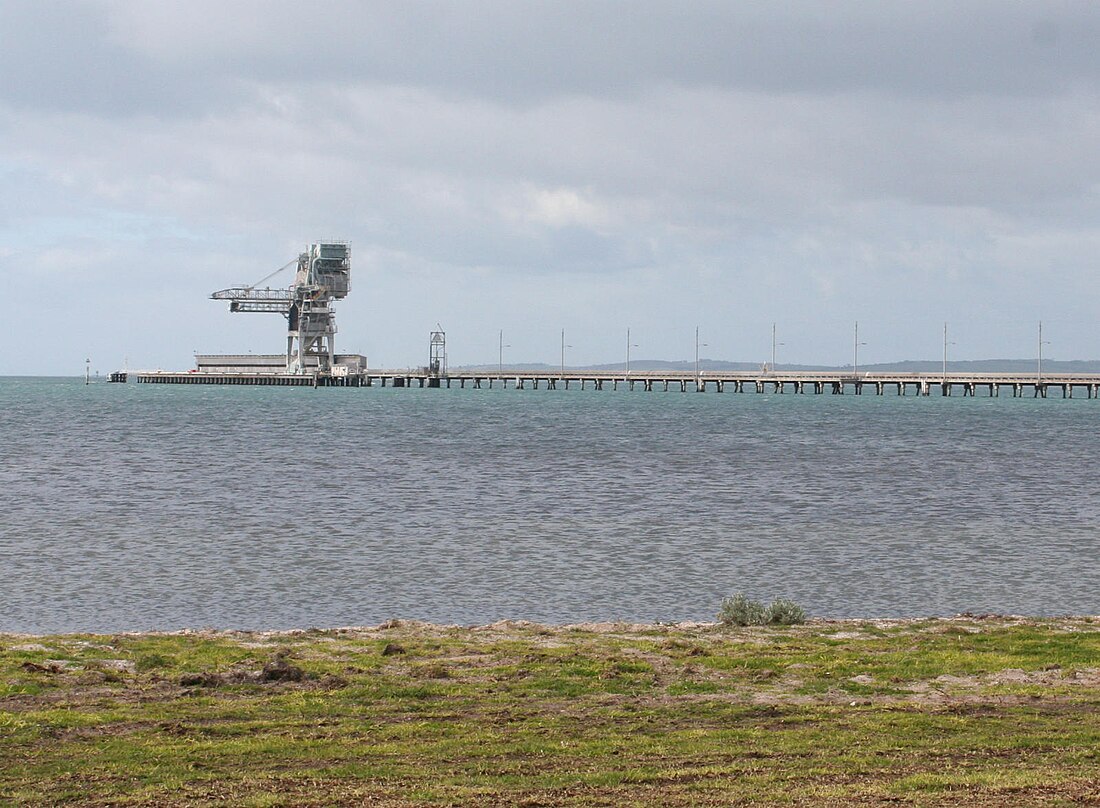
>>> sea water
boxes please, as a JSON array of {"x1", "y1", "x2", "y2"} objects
[{"x1": 1, "y1": 376, "x2": 1097, "y2": 632}]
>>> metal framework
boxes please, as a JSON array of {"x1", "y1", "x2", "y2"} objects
[
  {"x1": 429, "y1": 330, "x2": 446, "y2": 377},
  {"x1": 211, "y1": 242, "x2": 351, "y2": 374}
]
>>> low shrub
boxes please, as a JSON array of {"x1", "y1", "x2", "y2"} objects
[
  {"x1": 718, "y1": 594, "x2": 808, "y2": 626},
  {"x1": 717, "y1": 594, "x2": 767, "y2": 626},
  {"x1": 765, "y1": 598, "x2": 807, "y2": 625}
]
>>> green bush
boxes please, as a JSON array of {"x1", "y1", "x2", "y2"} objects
[
  {"x1": 765, "y1": 598, "x2": 807, "y2": 625},
  {"x1": 718, "y1": 594, "x2": 808, "y2": 626},
  {"x1": 717, "y1": 593, "x2": 767, "y2": 626}
]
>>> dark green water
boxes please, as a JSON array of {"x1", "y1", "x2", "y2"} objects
[{"x1": 1, "y1": 377, "x2": 1097, "y2": 632}]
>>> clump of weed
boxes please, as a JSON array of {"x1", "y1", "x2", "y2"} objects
[
  {"x1": 718, "y1": 594, "x2": 767, "y2": 626},
  {"x1": 765, "y1": 598, "x2": 807, "y2": 625},
  {"x1": 718, "y1": 594, "x2": 808, "y2": 626}
]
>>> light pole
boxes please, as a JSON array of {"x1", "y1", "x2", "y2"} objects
[
  {"x1": 560, "y1": 329, "x2": 572, "y2": 379},
  {"x1": 853, "y1": 321, "x2": 867, "y2": 376},
  {"x1": 695, "y1": 327, "x2": 708, "y2": 379},
  {"x1": 626, "y1": 328, "x2": 639, "y2": 375},
  {"x1": 942, "y1": 322, "x2": 956, "y2": 381},
  {"x1": 771, "y1": 322, "x2": 784, "y2": 373},
  {"x1": 498, "y1": 330, "x2": 510, "y2": 377},
  {"x1": 1038, "y1": 321, "x2": 1051, "y2": 381}
]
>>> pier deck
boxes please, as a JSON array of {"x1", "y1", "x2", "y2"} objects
[{"x1": 134, "y1": 370, "x2": 1100, "y2": 397}]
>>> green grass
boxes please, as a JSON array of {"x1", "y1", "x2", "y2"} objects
[{"x1": 1, "y1": 617, "x2": 1098, "y2": 805}]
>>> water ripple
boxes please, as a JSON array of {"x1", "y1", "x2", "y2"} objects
[{"x1": 1, "y1": 378, "x2": 1097, "y2": 632}]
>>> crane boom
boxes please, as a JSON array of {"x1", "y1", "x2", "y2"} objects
[{"x1": 211, "y1": 286, "x2": 295, "y2": 313}]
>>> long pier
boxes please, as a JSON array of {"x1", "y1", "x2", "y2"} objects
[{"x1": 134, "y1": 370, "x2": 1100, "y2": 398}]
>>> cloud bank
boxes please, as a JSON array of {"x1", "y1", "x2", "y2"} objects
[{"x1": 3, "y1": 1, "x2": 1100, "y2": 372}]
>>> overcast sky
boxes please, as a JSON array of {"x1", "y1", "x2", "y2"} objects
[{"x1": 4, "y1": 1, "x2": 1100, "y2": 374}]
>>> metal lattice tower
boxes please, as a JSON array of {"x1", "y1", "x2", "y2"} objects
[
  {"x1": 211, "y1": 242, "x2": 351, "y2": 374},
  {"x1": 429, "y1": 329, "x2": 446, "y2": 377}
]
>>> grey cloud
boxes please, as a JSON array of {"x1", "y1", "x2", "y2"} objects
[
  {"x1": 5, "y1": 2, "x2": 1100, "y2": 373},
  {"x1": 0, "y1": 1, "x2": 248, "y2": 116},
  {"x1": 6, "y1": 1, "x2": 1100, "y2": 120},
  {"x1": 198, "y1": 3, "x2": 1100, "y2": 101}
]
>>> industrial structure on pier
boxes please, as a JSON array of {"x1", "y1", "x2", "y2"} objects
[{"x1": 204, "y1": 241, "x2": 366, "y2": 381}]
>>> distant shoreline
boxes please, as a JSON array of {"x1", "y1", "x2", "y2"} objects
[
  {"x1": 10, "y1": 356, "x2": 1100, "y2": 378},
  {"x1": 3, "y1": 613, "x2": 1097, "y2": 639}
]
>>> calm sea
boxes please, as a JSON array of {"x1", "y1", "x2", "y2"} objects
[{"x1": 1, "y1": 376, "x2": 1098, "y2": 633}]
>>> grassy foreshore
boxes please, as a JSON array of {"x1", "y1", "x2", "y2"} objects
[{"x1": 2, "y1": 617, "x2": 1099, "y2": 806}]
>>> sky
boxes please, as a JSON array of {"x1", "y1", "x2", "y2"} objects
[{"x1": 4, "y1": 1, "x2": 1100, "y2": 374}]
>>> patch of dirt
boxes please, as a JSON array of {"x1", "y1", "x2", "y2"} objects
[
  {"x1": 178, "y1": 671, "x2": 229, "y2": 688},
  {"x1": 258, "y1": 655, "x2": 305, "y2": 683},
  {"x1": 824, "y1": 631, "x2": 870, "y2": 640},
  {"x1": 20, "y1": 660, "x2": 68, "y2": 674},
  {"x1": 473, "y1": 619, "x2": 544, "y2": 632},
  {"x1": 63, "y1": 640, "x2": 114, "y2": 651},
  {"x1": 984, "y1": 667, "x2": 1100, "y2": 686},
  {"x1": 177, "y1": 651, "x2": 307, "y2": 688},
  {"x1": 86, "y1": 658, "x2": 136, "y2": 674},
  {"x1": 904, "y1": 666, "x2": 1100, "y2": 700}
]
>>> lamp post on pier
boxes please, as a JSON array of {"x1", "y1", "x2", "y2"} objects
[
  {"x1": 942, "y1": 322, "x2": 955, "y2": 382},
  {"x1": 498, "y1": 330, "x2": 510, "y2": 377},
  {"x1": 560, "y1": 329, "x2": 572, "y2": 379},
  {"x1": 1038, "y1": 321, "x2": 1050, "y2": 382},
  {"x1": 695, "y1": 327, "x2": 708, "y2": 379},
  {"x1": 853, "y1": 321, "x2": 867, "y2": 376},
  {"x1": 771, "y1": 322, "x2": 784, "y2": 373},
  {"x1": 626, "y1": 328, "x2": 639, "y2": 375}
]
